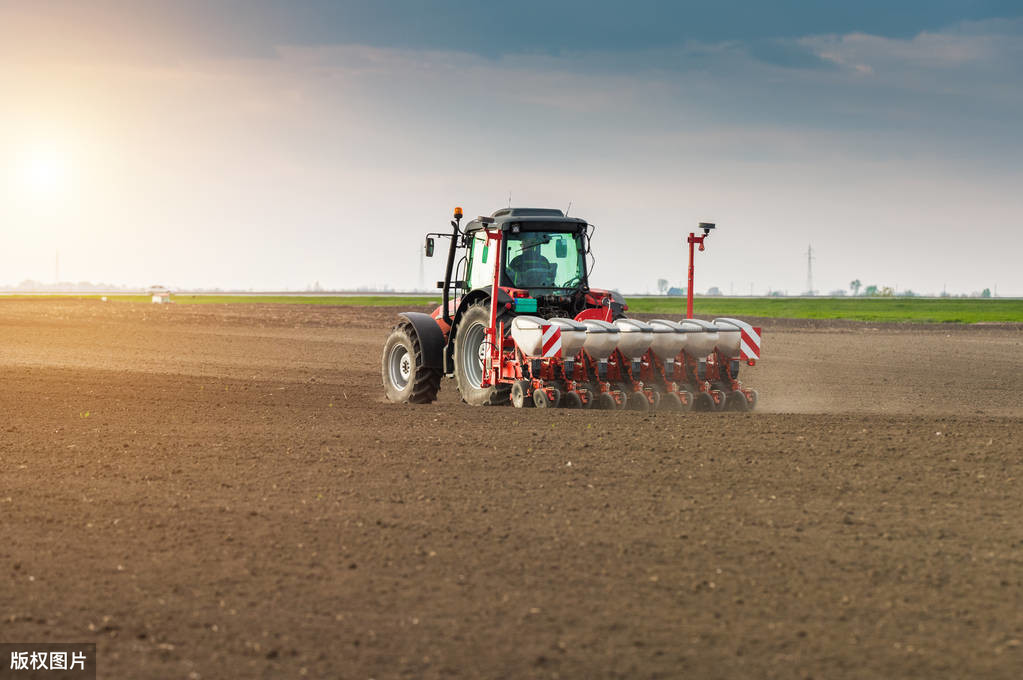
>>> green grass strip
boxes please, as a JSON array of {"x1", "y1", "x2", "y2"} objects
[
  {"x1": 624, "y1": 297, "x2": 1023, "y2": 323},
  {"x1": 4, "y1": 294, "x2": 1021, "y2": 322}
]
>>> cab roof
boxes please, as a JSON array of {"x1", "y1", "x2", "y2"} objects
[{"x1": 464, "y1": 207, "x2": 588, "y2": 233}]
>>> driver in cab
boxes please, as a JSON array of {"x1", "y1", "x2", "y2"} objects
[{"x1": 508, "y1": 234, "x2": 555, "y2": 288}]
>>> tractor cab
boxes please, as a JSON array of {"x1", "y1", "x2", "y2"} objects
[{"x1": 461, "y1": 209, "x2": 590, "y2": 294}]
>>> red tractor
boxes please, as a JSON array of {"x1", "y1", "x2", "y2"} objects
[{"x1": 382, "y1": 207, "x2": 760, "y2": 410}]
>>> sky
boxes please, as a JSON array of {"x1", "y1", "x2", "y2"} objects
[{"x1": 1, "y1": 1, "x2": 1021, "y2": 295}]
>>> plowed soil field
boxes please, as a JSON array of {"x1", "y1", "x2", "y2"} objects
[{"x1": 2, "y1": 300, "x2": 1022, "y2": 679}]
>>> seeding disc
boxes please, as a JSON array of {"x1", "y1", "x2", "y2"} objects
[
  {"x1": 647, "y1": 390, "x2": 661, "y2": 409},
  {"x1": 534, "y1": 388, "x2": 561, "y2": 409},
  {"x1": 511, "y1": 380, "x2": 533, "y2": 408},
  {"x1": 692, "y1": 392, "x2": 715, "y2": 412},
  {"x1": 562, "y1": 391, "x2": 584, "y2": 409},
  {"x1": 726, "y1": 390, "x2": 749, "y2": 412},
  {"x1": 626, "y1": 392, "x2": 649, "y2": 412},
  {"x1": 660, "y1": 392, "x2": 684, "y2": 412}
]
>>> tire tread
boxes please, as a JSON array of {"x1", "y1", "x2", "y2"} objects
[{"x1": 382, "y1": 321, "x2": 441, "y2": 404}]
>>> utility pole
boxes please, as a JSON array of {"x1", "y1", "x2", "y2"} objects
[
  {"x1": 806, "y1": 244, "x2": 814, "y2": 296},
  {"x1": 418, "y1": 245, "x2": 425, "y2": 292}
]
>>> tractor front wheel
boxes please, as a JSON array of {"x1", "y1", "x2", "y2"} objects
[{"x1": 382, "y1": 321, "x2": 441, "y2": 404}]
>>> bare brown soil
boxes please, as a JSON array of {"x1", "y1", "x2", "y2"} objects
[{"x1": 2, "y1": 300, "x2": 1021, "y2": 679}]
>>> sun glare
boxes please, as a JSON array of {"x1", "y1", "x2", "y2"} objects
[{"x1": 19, "y1": 143, "x2": 71, "y2": 197}]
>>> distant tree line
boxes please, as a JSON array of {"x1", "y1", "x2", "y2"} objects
[
  {"x1": 1, "y1": 279, "x2": 137, "y2": 292},
  {"x1": 647, "y1": 276, "x2": 996, "y2": 298},
  {"x1": 848, "y1": 279, "x2": 993, "y2": 298}
]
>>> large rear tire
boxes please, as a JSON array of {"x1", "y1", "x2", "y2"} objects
[
  {"x1": 453, "y1": 302, "x2": 512, "y2": 406},
  {"x1": 382, "y1": 321, "x2": 442, "y2": 404}
]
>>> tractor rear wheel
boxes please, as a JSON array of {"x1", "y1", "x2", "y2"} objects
[
  {"x1": 453, "y1": 302, "x2": 512, "y2": 406},
  {"x1": 382, "y1": 321, "x2": 442, "y2": 404}
]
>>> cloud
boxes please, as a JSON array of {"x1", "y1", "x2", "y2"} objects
[
  {"x1": 1, "y1": 14, "x2": 1021, "y2": 293},
  {"x1": 808, "y1": 19, "x2": 1022, "y2": 73}
]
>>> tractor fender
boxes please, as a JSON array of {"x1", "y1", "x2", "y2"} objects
[
  {"x1": 397, "y1": 312, "x2": 445, "y2": 371},
  {"x1": 454, "y1": 286, "x2": 514, "y2": 319}
]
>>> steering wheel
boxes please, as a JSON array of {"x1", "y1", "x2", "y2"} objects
[
  {"x1": 515, "y1": 265, "x2": 552, "y2": 288},
  {"x1": 561, "y1": 275, "x2": 583, "y2": 289}
]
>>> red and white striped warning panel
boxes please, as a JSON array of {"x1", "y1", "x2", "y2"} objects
[
  {"x1": 741, "y1": 327, "x2": 761, "y2": 361},
  {"x1": 716, "y1": 317, "x2": 761, "y2": 361},
  {"x1": 541, "y1": 325, "x2": 562, "y2": 358}
]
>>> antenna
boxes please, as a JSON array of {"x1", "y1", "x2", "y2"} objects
[
  {"x1": 565, "y1": 201, "x2": 572, "y2": 216},
  {"x1": 508, "y1": 191, "x2": 512, "y2": 207},
  {"x1": 806, "y1": 244, "x2": 815, "y2": 296}
]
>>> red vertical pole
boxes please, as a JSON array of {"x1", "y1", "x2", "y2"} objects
[
  {"x1": 686, "y1": 232, "x2": 696, "y2": 319},
  {"x1": 486, "y1": 228, "x2": 503, "y2": 386}
]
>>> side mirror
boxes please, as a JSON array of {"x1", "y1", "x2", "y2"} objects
[
  {"x1": 555, "y1": 239, "x2": 567, "y2": 259},
  {"x1": 425, "y1": 237, "x2": 435, "y2": 257}
]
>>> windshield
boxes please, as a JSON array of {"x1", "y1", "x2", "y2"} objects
[{"x1": 503, "y1": 231, "x2": 585, "y2": 290}]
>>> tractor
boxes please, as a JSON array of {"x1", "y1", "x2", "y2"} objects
[{"x1": 381, "y1": 207, "x2": 760, "y2": 410}]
